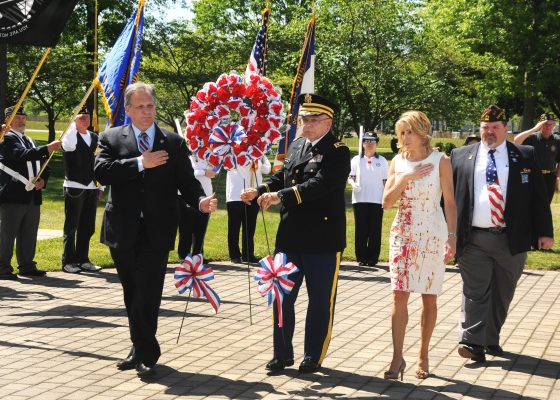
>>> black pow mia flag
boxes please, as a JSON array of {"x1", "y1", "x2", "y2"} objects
[{"x1": 0, "y1": 0, "x2": 79, "y2": 46}]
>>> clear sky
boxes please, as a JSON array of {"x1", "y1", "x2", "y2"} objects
[{"x1": 162, "y1": 1, "x2": 193, "y2": 21}]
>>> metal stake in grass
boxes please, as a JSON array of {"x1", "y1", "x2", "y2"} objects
[{"x1": 176, "y1": 287, "x2": 192, "y2": 344}]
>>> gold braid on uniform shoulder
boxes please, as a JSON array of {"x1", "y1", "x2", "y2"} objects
[
  {"x1": 334, "y1": 141, "x2": 347, "y2": 149},
  {"x1": 263, "y1": 183, "x2": 270, "y2": 193},
  {"x1": 292, "y1": 185, "x2": 302, "y2": 204}
]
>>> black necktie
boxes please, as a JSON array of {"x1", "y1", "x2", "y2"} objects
[
  {"x1": 22, "y1": 135, "x2": 32, "y2": 148},
  {"x1": 303, "y1": 142, "x2": 312, "y2": 155}
]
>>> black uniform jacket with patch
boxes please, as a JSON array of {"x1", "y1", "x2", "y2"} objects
[{"x1": 258, "y1": 132, "x2": 350, "y2": 253}]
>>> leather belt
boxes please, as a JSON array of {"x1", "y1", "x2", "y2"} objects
[{"x1": 473, "y1": 226, "x2": 507, "y2": 234}]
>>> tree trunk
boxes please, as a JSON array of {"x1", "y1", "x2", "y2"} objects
[
  {"x1": 47, "y1": 109, "x2": 56, "y2": 142},
  {"x1": 86, "y1": 0, "x2": 97, "y2": 131},
  {"x1": 521, "y1": 69, "x2": 538, "y2": 131}
]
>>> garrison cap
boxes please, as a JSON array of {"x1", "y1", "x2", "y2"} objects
[
  {"x1": 539, "y1": 112, "x2": 556, "y2": 121},
  {"x1": 481, "y1": 105, "x2": 507, "y2": 122},
  {"x1": 4, "y1": 105, "x2": 27, "y2": 119},
  {"x1": 77, "y1": 105, "x2": 90, "y2": 115},
  {"x1": 298, "y1": 93, "x2": 336, "y2": 118}
]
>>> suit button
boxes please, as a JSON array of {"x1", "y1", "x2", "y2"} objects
[
  {"x1": 310, "y1": 169, "x2": 314, "y2": 172},
  {"x1": 295, "y1": 169, "x2": 299, "y2": 173},
  {"x1": 324, "y1": 217, "x2": 328, "y2": 221},
  {"x1": 292, "y1": 179, "x2": 296, "y2": 184}
]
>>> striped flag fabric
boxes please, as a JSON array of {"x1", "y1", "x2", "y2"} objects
[{"x1": 244, "y1": 6, "x2": 270, "y2": 82}]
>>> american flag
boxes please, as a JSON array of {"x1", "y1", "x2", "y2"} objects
[
  {"x1": 244, "y1": 7, "x2": 270, "y2": 82},
  {"x1": 486, "y1": 149, "x2": 505, "y2": 227}
]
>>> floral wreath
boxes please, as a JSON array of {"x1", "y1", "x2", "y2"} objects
[{"x1": 185, "y1": 72, "x2": 284, "y2": 171}]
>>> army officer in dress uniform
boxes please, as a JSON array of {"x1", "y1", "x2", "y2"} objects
[{"x1": 241, "y1": 93, "x2": 350, "y2": 373}]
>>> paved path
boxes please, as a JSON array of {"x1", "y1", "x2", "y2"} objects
[{"x1": 0, "y1": 263, "x2": 558, "y2": 399}]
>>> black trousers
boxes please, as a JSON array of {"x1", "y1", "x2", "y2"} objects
[
  {"x1": 543, "y1": 172, "x2": 556, "y2": 204},
  {"x1": 110, "y1": 226, "x2": 169, "y2": 366},
  {"x1": 227, "y1": 201, "x2": 259, "y2": 259},
  {"x1": 177, "y1": 199, "x2": 210, "y2": 259},
  {"x1": 273, "y1": 251, "x2": 341, "y2": 364},
  {"x1": 62, "y1": 188, "x2": 98, "y2": 266},
  {"x1": 352, "y1": 203, "x2": 383, "y2": 265}
]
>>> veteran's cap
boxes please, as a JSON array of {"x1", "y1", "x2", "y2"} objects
[
  {"x1": 539, "y1": 112, "x2": 557, "y2": 121},
  {"x1": 298, "y1": 93, "x2": 337, "y2": 118},
  {"x1": 481, "y1": 105, "x2": 507, "y2": 122},
  {"x1": 362, "y1": 131, "x2": 379, "y2": 143},
  {"x1": 4, "y1": 105, "x2": 27, "y2": 119},
  {"x1": 76, "y1": 105, "x2": 90, "y2": 115}
]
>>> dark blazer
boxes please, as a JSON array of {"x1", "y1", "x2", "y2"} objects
[
  {"x1": 451, "y1": 141, "x2": 553, "y2": 258},
  {"x1": 258, "y1": 132, "x2": 350, "y2": 253},
  {"x1": 0, "y1": 131, "x2": 50, "y2": 205},
  {"x1": 63, "y1": 131, "x2": 98, "y2": 186},
  {"x1": 94, "y1": 124, "x2": 205, "y2": 251}
]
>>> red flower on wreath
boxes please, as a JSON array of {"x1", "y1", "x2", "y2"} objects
[{"x1": 185, "y1": 72, "x2": 285, "y2": 171}]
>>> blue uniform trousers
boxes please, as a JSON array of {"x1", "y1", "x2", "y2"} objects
[{"x1": 273, "y1": 251, "x2": 341, "y2": 364}]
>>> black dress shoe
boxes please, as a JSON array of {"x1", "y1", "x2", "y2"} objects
[
  {"x1": 242, "y1": 256, "x2": 260, "y2": 263},
  {"x1": 298, "y1": 357, "x2": 321, "y2": 373},
  {"x1": 0, "y1": 273, "x2": 18, "y2": 280},
  {"x1": 486, "y1": 345, "x2": 504, "y2": 356},
  {"x1": 18, "y1": 270, "x2": 46, "y2": 277},
  {"x1": 265, "y1": 358, "x2": 294, "y2": 372},
  {"x1": 231, "y1": 257, "x2": 242, "y2": 263},
  {"x1": 458, "y1": 343, "x2": 486, "y2": 362},
  {"x1": 136, "y1": 362, "x2": 157, "y2": 379},
  {"x1": 117, "y1": 348, "x2": 137, "y2": 370}
]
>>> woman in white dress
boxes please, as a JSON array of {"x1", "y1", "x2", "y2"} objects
[
  {"x1": 382, "y1": 111, "x2": 457, "y2": 380},
  {"x1": 348, "y1": 131, "x2": 388, "y2": 266}
]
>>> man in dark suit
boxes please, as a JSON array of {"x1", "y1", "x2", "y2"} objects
[
  {"x1": 94, "y1": 82, "x2": 217, "y2": 379},
  {"x1": 0, "y1": 106, "x2": 62, "y2": 280},
  {"x1": 451, "y1": 105, "x2": 553, "y2": 363},
  {"x1": 241, "y1": 93, "x2": 350, "y2": 373}
]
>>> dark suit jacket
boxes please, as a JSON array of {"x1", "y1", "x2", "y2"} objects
[
  {"x1": 94, "y1": 124, "x2": 205, "y2": 251},
  {"x1": 0, "y1": 131, "x2": 51, "y2": 205},
  {"x1": 451, "y1": 141, "x2": 553, "y2": 258},
  {"x1": 257, "y1": 132, "x2": 350, "y2": 253}
]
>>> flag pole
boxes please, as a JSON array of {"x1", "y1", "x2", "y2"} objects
[
  {"x1": 31, "y1": 82, "x2": 96, "y2": 186},
  {"x1": 92, "y1": 0, "x2": 99, "y2": 132},
  {"x1": 0, "y1": 47, "x2": 52, "y2": 142}
]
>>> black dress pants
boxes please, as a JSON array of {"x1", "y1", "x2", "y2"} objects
[
  {"x1": 110, "y1": 229, "x2": 169, "y2": 367},
  {"x1": 62, "y1": 188, "x2": 98, "y2": 266},
  {"x1": 177, "y1": 199, "x2": 210, "y2": 259},
  {"x1": 352, "y1": 202, "x2": 383, "y2": 265},
  {"x1": 227, "y1": 201, "x2": 258, "y2": 259}
]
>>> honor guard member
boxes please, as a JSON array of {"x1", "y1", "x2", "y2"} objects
[
  {"x1": 61, "y1": 106, "x2": 103, "y2": 273},
  {"x1": 0, "y1": 106, "x2": 62, "y2": 280},
  {"x1": 241, "y1": 93, "x2": 351, "y2": 373},
  {"x1": 514, "y1": 112, "x2": 560, "y2": 203}
]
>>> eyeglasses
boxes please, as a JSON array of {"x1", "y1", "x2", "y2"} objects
[{"x1": 299, "y1": 116, "x2": 330, "y2": 124}]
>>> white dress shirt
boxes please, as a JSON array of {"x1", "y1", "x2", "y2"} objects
[
  {"x1": 190, "y1": 156, "x2": 213, "y2": 197},
  {"x1": 349, "y1": 154, "x2": 388, "y2": 204},
  {"x1": 62, "y1": 122, "x2": 98, "y2": 189},
  {"x1": 472, "y1": 140, "x2": 509, "y2": 228},
  {"x1": 226, "y1": 156, "x2": 271, "y2": 202}
]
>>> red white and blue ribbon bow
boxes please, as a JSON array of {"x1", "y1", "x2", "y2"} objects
[
  {"x1": 174, "y1": 254, "x2": 220, "y2": 313},
  {"x1": 209, "y1": 123, "x2": 246, "y2": 171},
  {"x1": 254, "y1": 253, "x2": 299, "y2": 327}
]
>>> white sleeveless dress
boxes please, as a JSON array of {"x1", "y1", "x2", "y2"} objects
[{"x1": 389, "y1": 151, "x2": 447, "y2": 295}]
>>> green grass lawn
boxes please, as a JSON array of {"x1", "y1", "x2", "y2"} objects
[{"x1": 21, "y1": 131, "x2": 560, "y2": 272}]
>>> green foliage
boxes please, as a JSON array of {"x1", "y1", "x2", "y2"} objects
[{"x1": 443, "y1": 142, "x2": 456, "y2": 155}]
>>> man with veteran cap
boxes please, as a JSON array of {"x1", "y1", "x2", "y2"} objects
[
  {"x1": 514, "y1": 112, "x2": 560, "y2": 203},
  {"x1": 0, "y1": 106, "x2": 62, "y2": 280},
  {"x1": 451, "y1": 105, "x2": 553, "y2": 363},
  {"x1": 61, "y1": 105, "x2": 103, "y2": 273},
  {"x1": 241, "y1": 93, "x2": 350, "y2": 373}
]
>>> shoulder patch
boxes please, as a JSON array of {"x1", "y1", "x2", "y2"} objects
[{"x1": 334, "y1": 142, "x2": 347, "y2": 149}]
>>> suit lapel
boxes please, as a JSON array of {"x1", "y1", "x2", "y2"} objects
[
  {"x1": 123, "y1": 125, "x2": 141, "y2": 156},
  {"x1": 151, "y1": 125, "x2": 167, "y2": 152},
  {"x1": 505, "y1": 141, "x2": 521, "y2": 206},
  {"x1": 467, "y1": 143, "x2": 479, "y2": 216}
]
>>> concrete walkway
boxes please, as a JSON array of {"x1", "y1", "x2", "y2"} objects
[{"x1": 0, "y1": 262, "x2": 558, "y2": 399}]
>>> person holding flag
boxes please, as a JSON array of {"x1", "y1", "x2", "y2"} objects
[{"x1": 241, "y1": 93, "x2": 350, "y2": 374}]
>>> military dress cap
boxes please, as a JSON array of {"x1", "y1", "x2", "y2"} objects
[
  {"x1": 77, "y1": 105, "x2": 90, "y2": 115},
  {"x1": 298, "y1": 93, "x2": 337, "y2": 118},
  {"x1": 463, "y1": 134, "x2": 481, "y2": 146},
  {"x1": 539, "y1": 112, "x2": 557, "y2": 121},
  {"x1": 481, "y1": 105, "x2": 507, "y2": 122},
  {"x1": 362, "y1": 131, "x2": 379, "y2": 143},
  {"x1": 4, "y1": 105, "x2": 27, "y2": 119}
]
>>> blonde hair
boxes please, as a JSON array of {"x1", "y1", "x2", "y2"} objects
[{"x1": 395, "y1": 110, "x2": 432, "y2": 157}]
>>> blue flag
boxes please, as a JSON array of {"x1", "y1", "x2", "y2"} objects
[
  {"x1": 273, "y1": 15, "x2": 315, "y2": 172},
  {"x1": 94, "y1": 0, "x2": 145, "y2": 128}
]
